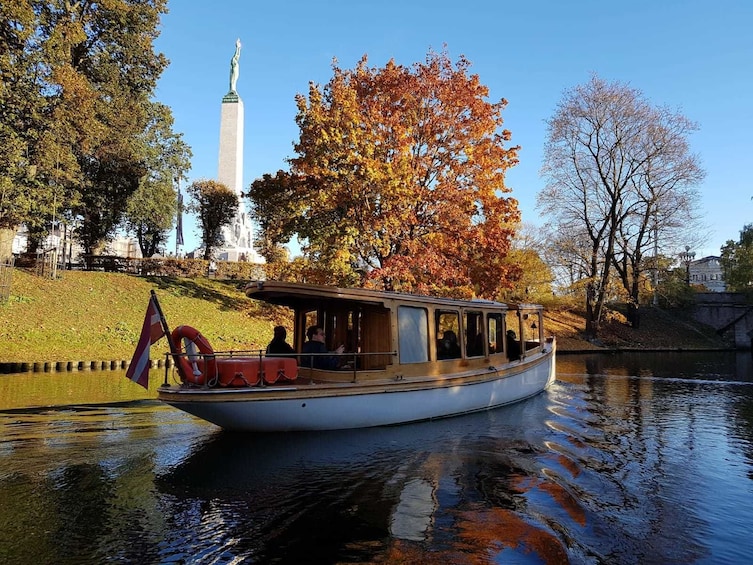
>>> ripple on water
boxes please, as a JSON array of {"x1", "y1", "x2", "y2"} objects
[{"x1": 3, "y1": 353, "x2": 753, "y2": 563}]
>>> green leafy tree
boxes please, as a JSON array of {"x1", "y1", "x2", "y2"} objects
[
  {"x1": 0, "y1": 1, "x2": 66, "y2": 258},
  {"x1": 499, "y1": 224, "x2": 553, "y2": 303},
  {"x1": 53, "y1": 1, "x2": 168, "y2": 261},
  {"x1": 651, "y1": 254, "x2": 695, "y2": 307},
  {"x1": 0, "y1": 0, "x2": 169, "y2": 262},
  {"x1": 187, "y1": 179, "x2": 239, "y2": 261},
  {"x1": 721, "y1": 224, "x2": 753, "y2": 291},
  {"x1": 248, "y1": 170, "x2": 302, "y2": 264},
  {"x1": 123, "y1": 103, "x2": 192, "y2": 257},
  {"x1": 249, "y1": 49, "x2": 521, "y2": 298}
]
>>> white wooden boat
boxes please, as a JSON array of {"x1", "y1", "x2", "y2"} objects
[{"x1": 156, "y1": 281, "x2": 556, "y2": 431}]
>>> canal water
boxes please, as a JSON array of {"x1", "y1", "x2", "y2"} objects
[{"x1": 1, "y1": 351, "x2": 752, "y2": 564}]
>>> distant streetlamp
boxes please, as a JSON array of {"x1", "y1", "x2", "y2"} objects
[{"x1": 679, "y1": 246, "x2": 696, "y2": 286}]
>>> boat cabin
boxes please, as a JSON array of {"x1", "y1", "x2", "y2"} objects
[
  {"x1": 157, "y1": 282, "x2": 556, "y2": 431},
  {"x1": 245, "y1": 281, "x2": 545, "y2": 382}
]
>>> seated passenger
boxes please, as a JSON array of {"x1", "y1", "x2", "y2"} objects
[
  {"x1": 438, "y1": 330, "x2": 461, "y2": 360},
  {"x1": 467, "y1": 332, "x2": 484, "y2": 357},
  {"x1": 266, "y1": 325, "x2": 295, "y2": 357},
  {"x1": 506, "y1": 329, "x2": 521, "y2": 361},
  {"x1": 301, "y1": 325, "x2": 344, "y2": 370}
]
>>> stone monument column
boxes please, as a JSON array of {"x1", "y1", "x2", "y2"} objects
[
  {"x1": 218, "y1": 90, "x2": 244, "y2": 197},
  {"x1": 216, "y1": 39, "x2": 262, "y2": 263}
]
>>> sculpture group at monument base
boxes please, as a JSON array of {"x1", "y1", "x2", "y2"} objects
[
  {"x1": 217, "y1": 246, "x2": 264, "y2": 263},
  {"x1": 185, "y1": 245, "x2": 264, "y2": 264}
]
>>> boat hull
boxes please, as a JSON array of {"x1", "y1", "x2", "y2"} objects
[{"x1": 159, "y1": 348, "x2": 556, "y2": 432}]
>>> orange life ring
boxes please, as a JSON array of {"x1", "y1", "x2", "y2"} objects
[{"x1": 171, "y1": 325, "x2": 216, "y2": 386}]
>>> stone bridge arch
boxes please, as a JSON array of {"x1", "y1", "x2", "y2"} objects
[{"x1": 692, "y1": 293, "x2": 753, "y2": 349}]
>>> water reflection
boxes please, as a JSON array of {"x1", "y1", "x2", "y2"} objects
[
  {"x1": 0, "y1": 401, "x2": 212, "y2": 564},
  {"x1": 155, "y1": 403, "x2": 576, "y2": 563},
  {"x1": 1, "y1": 352, "x2": 753, "y2": 563},
  {"x1": 558, "y1": 350, "x2": 753, "y2": 383},
  {"x1": 0, "y1": 369, "x2": 159, "y2": 411}
]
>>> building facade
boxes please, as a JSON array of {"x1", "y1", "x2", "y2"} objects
[{"x1": 689, "y1": 256, "x2": 726, "y2": 292}]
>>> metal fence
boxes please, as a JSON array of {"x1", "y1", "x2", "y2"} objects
[
  {"x1": 35, "y1": 248, "x2": 58, "y2": 279},
  {"x1": 0, "y1": 256, "x2": 14, "y2": 302}
]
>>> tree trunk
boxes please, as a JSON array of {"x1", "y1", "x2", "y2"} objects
[
  {"x1": 585, "y1": 281, "x2": 600, "y2": 339},
  {"x1": 628, "y1": 275, "x2": 641, "y2": 328},
  {"x1": 627, "y1": 303, "x2": 640, "y2": 329}
]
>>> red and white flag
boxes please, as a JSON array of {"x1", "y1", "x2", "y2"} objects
[{"x1": 126, "y1": 295, "x2": 165, "y2": 388}]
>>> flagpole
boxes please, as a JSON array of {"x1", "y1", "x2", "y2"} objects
[
  {"x1": 150, "y1": 289, "x2": 181, "y2": 386},
  {"x1": 175, "y1": 178, "x2": 183, "y2": 257}
]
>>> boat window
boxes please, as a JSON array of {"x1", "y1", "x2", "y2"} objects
[
  {"x1": 523, "y1": 310, "x2": 542, "y2": 353},
  {"x1": 528, "y1": 312, "x2": 541, "y2": 343},
  {"x1": 304, "y1": 310, "x2": 318, "y2": 336},
  {"x1": 398, "y1": 306, "x2": 429, "y2": 364},
  {"x1": 505, "y1": 311, "x2": 519, "y2": 340},
  {"x1": 509, "y1": 311, "x2": 536, "y2": 345},
  {"x1": 302, "y1": 308, "x2": 342, "y2": 352},
  {"x1": 436, "y1": 310, "x2": 461, "y2": 360},
  {"x1": 343, "y1": 309, "x2": 360, "y2": 362},
  {"x1": 464, "y1": 311, "x2": 484, "y2": 357},
  {"x1": 487, "y1": 313, "x2": 503, "y2": 354}
]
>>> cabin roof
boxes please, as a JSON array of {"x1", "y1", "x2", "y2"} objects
[{"x1": 244, "y1": 280, "x2": 520, "y2": 311}]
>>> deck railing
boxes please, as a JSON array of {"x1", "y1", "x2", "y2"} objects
[{"x1": 163, "y1": 349, "x2": 398, "y2": 387}]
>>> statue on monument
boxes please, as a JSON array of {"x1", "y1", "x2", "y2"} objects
[{"x1": 229, "y1": 38, "x2": 241, "y2": 93}]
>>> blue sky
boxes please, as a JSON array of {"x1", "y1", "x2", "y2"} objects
[{"x1": 154, "y1": 0, "x2": 752, "y2": 260}]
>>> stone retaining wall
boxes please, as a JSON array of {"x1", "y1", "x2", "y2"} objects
[{"x1": 693, "y1": 292, "x2": 753, "y2": 349}]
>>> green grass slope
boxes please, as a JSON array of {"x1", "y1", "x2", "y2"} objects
[
  {"x1": 2, "y1": 269, "x2": 289, "y2": 363},
  {"x1": 1, "y1": 269, "x2": 729, "y2": 365}
]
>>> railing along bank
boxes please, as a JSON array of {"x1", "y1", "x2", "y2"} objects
[{"x1": 17, "y1": 255, "x2": 269, "y2": 280}]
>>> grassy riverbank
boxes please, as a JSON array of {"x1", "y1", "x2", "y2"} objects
[
  {"x1": 1, "y1": 269, "x2": 729, "y2": 364},
  {"x1": 2, "y1": 269, "x2": 288, "y2": 364},
  {"x1": 543, "y1": 304, "x2": 728, "y2": 351}
]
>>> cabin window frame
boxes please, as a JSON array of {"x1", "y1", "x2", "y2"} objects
[
  {"x1": 397, "y1": 305, "x2": 429, "y2": 364},
  {"x1": 464, "y1": 310, "x2": 485, "y2": 358},
  {"x1": 435, "y1": 309, "x2": 462, "y2": 360},
  {"x1": 505, "y1": 310, "x2": 521, "y2": 356},
  {"x1": 486, "y1": 312, "x2": 504, "y2": 356}
]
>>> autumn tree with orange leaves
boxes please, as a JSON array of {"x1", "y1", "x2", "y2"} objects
[{"x1": 249, "y1": 49, "x2": 521, "y2": 298}]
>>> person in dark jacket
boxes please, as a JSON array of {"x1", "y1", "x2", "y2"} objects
[
  {"x1": 506, "y1": 329, "x2": 521, "y2": 361},
  {"x1": 266, "y1": 326, "x2": 295, "y2": 356},
  {"x1": 437, "y1": 330, "x2": 461, "y2": 360},
  {"x1": 301, "y1": 325, "x2": 344, "y2": 369}
]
